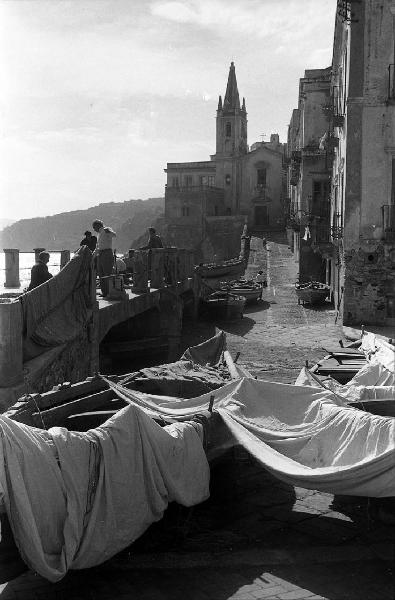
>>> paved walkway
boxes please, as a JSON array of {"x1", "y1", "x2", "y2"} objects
[{"x1": 2, "y1": 233, "x2": 394, "y2": 600}]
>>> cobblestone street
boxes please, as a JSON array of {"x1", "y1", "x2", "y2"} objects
[
  {"x1": 1, "y1": 234, "x2": 394, "y2": 600},
  {"x1": 225, "y1": 233, "x2": 345, "y2": 383}
]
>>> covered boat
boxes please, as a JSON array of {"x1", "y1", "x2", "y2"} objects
[
  {"x1": 296, "y1": 334, "x2": 395, "y2": 416},
  {"x1": 202, "y1": 290, "x2": 246, "y2": 320},
  {"x1": 4, "y1": 331, "x2": 245, "y2": 430},
  {"x1": 309, "y1": 347, "x2": 367, "y2": 383},
  {"x1": 2, "y1": 355, "x2": 395, "y2": 583},
  {"x1": 196, "y1": 257, "x2": 245, "y2": 279},
  {"x1": 219, "y1": 280, "x2": 263, "y2": 303},
  {"x1": 295, "y1": 281, "x2": 329, "y2": 305}
]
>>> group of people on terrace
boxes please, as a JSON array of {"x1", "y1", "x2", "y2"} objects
[{"x1": 27, "y1": 222, "x2": 163, "y2": 297}]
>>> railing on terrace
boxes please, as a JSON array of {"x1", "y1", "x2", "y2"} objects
[
  {"x1": 388, "y1": 65, "x2": 395, "y2": 101},
  {"x1": 302, "y1": 145, "x2": 326, "y2": 157},
  {"x1": 382, "y1": 204, "x2": 395, "y2": 241}
]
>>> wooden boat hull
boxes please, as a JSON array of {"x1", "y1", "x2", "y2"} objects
[
  {"x1": 295, "y1": 282, "x2": 329, "y2": 305},
  {"x1": 202, "y1": 293, "x2": 246, "y2": 320},
  {"x1": 310, "y1": 352, "x2": 367, "y2": 384},
  {"x1": 197, "y1": 259, "x2": 245, "y2": 279},
  {"x1": 221, "y1": 285, "x2": 262, "y2": 303}
]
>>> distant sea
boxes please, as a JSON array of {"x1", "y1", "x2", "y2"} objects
[{"x1": 0, "y1": 251, "x2": 62, "y2": 292}]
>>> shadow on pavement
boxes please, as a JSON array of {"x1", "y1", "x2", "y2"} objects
[
  {"x1": 244, "y1": 300, "x2": 271, "y2": 313},
  {"x1": 214, "y1": 316, "x2": 255, "y2": 336},
  {"x1": 2, "y1": 450, "x2": 393, "y2": 600}
]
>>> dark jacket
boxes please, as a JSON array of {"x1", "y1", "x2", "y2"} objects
[
  {"x1": 80, "y1": 235, "x2": 97, "y2": 252},
  {"x1": 140, "y1": 234, "x2": 163, "y2": 250},
  {"x1": 27, "y1": 261, "x2": 53, "y2": 291}
]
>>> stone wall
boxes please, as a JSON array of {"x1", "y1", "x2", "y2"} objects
[
  {"x1": 203, "y1": 216, "x2": 245, "y2": 261},
  {"x1": 343, "y1": 242, "x2": 395, "y2": 325},
  {"x1": 163, "y1": 215, "x2": 245, "y2": 263},
  {"x1": 26, "y1": 328, "x2": 92, "y2": 394}
]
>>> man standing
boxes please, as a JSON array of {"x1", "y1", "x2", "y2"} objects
[
  {"x1": 139, "y1": 227, "x2": 163, "y2": 250},
  {"x1": 80, "y1": 230, "x2": 97, "y2": 252},
  {"x1": 92, "y1": 219, "x2": 116, "y2": 297},
  {"x1": 27, "y1": 251, "x2": 53, "y2": 290}
]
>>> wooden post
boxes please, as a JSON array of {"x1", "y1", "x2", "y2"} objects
[
  {"x1": 60, "y1": 250, "x2": 70, "y2": 270},
  {"x1": 165, "y1": 247, "x2": 178, "y2": 285},
  {"x1": 177, "y1": 248, "x2": 187, "y2": 282},
  {"x1": 150, "y1": 248, "x2": 165, "y2": 289},
  {"x1": 132, "y1": 250, "x2": 149, "y2": 293},
  {"x1": 3, "y1": 249, "x2": 20, "y2": 288},
  {"x1": 34, "y1": 248, "x2": 45, "y2": 262},
  {"x1": 0, "y1": 299, "x2": 23, "y2": 386}
]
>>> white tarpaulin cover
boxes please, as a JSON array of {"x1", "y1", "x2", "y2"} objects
[
  {"x1": 0, "y1": 404, "x2": 209, "y2": 582},
  {"x1": 295, "y1": 367, "x2": 395, "y2": 403},
  {"x1": 105, "y1": 377, "x2": 395, "y2": 498}
]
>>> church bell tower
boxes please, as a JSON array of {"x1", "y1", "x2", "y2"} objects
[{"x1": 215, "y1": 62, "x2": 248, "y2": 157}]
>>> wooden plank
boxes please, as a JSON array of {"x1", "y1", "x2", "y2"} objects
[
  {"x1": 223, "y1": 350, "x2": 240, "y2": 380},
  {"x1": 31, "y1": 389, "x2": 125, "y2": 428},
  {"x1": 33, "y1": 376, "x2": 108, "y2": 411}
]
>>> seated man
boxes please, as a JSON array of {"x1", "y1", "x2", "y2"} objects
[
  {"x1": 27, "y1": 251, "x2": 53, "y2": 291},
  {"x1": 139, "y1": 227, "x2": 163, "y2": 250},
  {"x1": 80, "y1": 230, "x2": 97, "y2": 252}
]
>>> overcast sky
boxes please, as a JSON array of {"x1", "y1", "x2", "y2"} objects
[{"x1": 0, "y1": 0, "x2": 336, "y2": 221}]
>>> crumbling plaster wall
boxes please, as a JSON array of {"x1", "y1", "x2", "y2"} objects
[{"x1": 343, "y1": 242, "x2": 395, "y2": 325}]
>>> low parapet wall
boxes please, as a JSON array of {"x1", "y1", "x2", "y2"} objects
[{"x1": 0, "y1": 246, "x2": 198, "y2": 409}]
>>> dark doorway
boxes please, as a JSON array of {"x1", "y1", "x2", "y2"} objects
[{"x1": 254, "y1": 205, "x2": 269, "y2": 229}]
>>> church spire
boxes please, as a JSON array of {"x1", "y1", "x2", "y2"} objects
[
  {"x1": 217, "y1": 95, "x2": 223, "y2": 110},
  {"x1": 223, "y1": 62, "x2": 240, "y2": 111}
]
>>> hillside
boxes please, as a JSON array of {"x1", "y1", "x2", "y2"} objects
[
  {"x1": 0, "y1": 198, "x2": 164, "y2": 253},
  {"x1": 0, "y1": 218, "x2": 16, "y2": 231}
]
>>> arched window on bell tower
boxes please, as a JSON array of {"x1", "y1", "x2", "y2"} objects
[{"x1": 226, "y1": 122, "x2": 232, "y2": 137}]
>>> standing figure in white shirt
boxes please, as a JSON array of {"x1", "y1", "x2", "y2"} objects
[
  {"x1": 92, "y1": 219, "x2": 116, "y2": 297},
  {"x1": 255, "y1": 270, "x2": 267, "y2": 299}
]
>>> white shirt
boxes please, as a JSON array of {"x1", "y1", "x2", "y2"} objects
[
  {"x1": 96, "y1": 226, "x2": 116, "y2": 252},
  {"x1": 114, "y1": 258, "x2": 126, "y2": 273}
]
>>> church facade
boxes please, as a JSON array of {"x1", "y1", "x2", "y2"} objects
[{"x1": 163, "y1": 63, "x2": 286, "y2": 260}]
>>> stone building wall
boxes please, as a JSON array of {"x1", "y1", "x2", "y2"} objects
[{"x1": 343, "y1": 242, "x2": 395, "y2": 325}]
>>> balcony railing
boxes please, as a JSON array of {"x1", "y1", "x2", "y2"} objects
[
  {"x1": 388, "y1": 65, "x2": 395, "y2": 101},
  {"x1": 302, "y1": 145, "x2": 327, "y2": 158},
  {"x1": 291, "y1": 150, "x2": 302, "y2": 162},
  {"x1": 382, "y1": 204, "x2": 395, "y2": 241}
]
